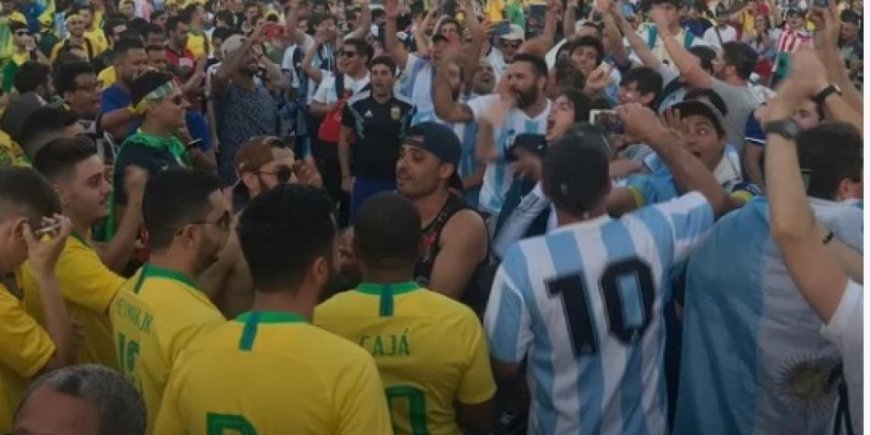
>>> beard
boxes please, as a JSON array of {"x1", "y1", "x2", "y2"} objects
[{"x1": 515, "y1": 85, "x2": 539, "y2": 109}]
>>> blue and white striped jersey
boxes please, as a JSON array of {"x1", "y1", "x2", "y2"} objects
[
  {"x1": 397, "y1": 53, "x2": 436, "y2": 113},
  {"x1": 674, "y1": 197, "x2": 864, "y2": 435},
  {"x1": 485, "y1": 192, "x2": 714, "y2": 435},
  {"x1": 467, "y1": 95, "x2": 551, "y2": 215}
]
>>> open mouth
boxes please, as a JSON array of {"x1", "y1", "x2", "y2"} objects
[{"x1": 546, "y1": 119, "x2": 555, "y2": 131}]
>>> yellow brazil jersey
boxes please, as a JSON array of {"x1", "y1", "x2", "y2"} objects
[
  {"x1": 0, "y1": 282, "x2": 55, "y2": 432},
  {"x1": 21, "y1": 232, "x2": 123, "y2": 369},
  {"x1": 84, "y1": 28, "x2": 108, "y2": 56},
  {"x1": 186, "y1": 31, "x2": 208, "y2": 59},
  {"x1": 109, "y1": 263, "x2": 224, "y2": 433},
  {"x1": 50, "y1": 38, "x2": 95, "y2": 62},
  {"x1": 97, "y1": 65, "x2": 116, "y2": 90},
  {"x1": 153, "y1": 310, "x2": 394, "y2": 435},
  {"x1": 485, "y1": 0, "x2": 505, "y2": 23},
  {"x1": 315, "y1": 282, "x2": 497, "y2": 435}
]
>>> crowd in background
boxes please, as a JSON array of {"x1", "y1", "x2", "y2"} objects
[{"x1": 0, "y1": 0, "x2": 864, "y2": 432}]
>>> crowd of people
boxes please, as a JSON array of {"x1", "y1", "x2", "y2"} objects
[{"x1": 0, "y1": 0, "x2": 863, "y2": 432}]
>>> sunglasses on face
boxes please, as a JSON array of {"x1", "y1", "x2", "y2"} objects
[
  {"x1": 502, "y1": 41, "x2": 522, "y2": 48},
  {"x1": 258, "y1": 165, "x2": 293, "y2": 183},
  {"x1": 340, "y1": 50, "x2": 358, "y2": 58},
  {"x1": 189, "y1": 210, "x2": 232, "y2": 232}
]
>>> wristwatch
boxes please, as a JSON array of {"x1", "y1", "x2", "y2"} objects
[
  {"x1": 763, "y1": 118, "x2": 801, "y2": 141},
  {"x1": 812, "y1": 84, "x2": 842, "y2": 107}
]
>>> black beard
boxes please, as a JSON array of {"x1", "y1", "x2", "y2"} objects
[{"x1": 516, "y1": 86, "x2": 538, "y2": 109}]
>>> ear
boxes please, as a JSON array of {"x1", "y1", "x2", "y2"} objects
[
  {"x1": 240, "y1": 172, "x2": 257, "y2": 190},
  {"x1": 438, "y1": 162, "x2": 454, "y2": 181},
  {"x1": 836, "y1": 178, "x2": 862, "y2": 201},
  {"x1": 6, "y1": 217, "x2": 27, "y2": 241},
  {"x1": 310, "y1": 255, "x2": 330, "y2": 288},
  {"x1": 53, "y1": 184, "x2": 70, "y2": 208},
  {"x1": 177, "y1": 224, "x2": 198, "y2": 249}
]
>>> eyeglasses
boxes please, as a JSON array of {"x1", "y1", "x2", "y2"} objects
[
  {"x1": 340, "y1": 50, "x2": 358, "y2": 58},
  {"x1": 189, "y1": 210, "x2": 232, "y2": 231},
  {"x1": 257, "y1": 165, "x2": 293, "y2": 183}
]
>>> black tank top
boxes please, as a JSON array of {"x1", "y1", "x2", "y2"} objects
[{"x1": 414, "y1": 193, "x2": 490, "y2": 316}]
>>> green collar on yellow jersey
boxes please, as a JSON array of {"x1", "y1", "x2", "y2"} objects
[
  {"x1": 235, "y1": 311, "x2": 307, "y2": 324},
  {"x1": 235, "y1": 311, "x2": 307, "y2": 352},
  {"x1": 355, "y1": 281, "x2": 420, "y2": 317},
  {"x1": 70, "y1": 231, "x2": 90, "y2": 248},
  {"x1": 134, "y1": 263, "x2": 198, "y2": 294}
]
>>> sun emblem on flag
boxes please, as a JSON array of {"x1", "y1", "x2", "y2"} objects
[{"x1": 775, "y1": 355, "x2": 841, "y2": 417}]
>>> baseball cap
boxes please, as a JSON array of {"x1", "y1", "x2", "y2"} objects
[
  {"x1": 402, "y1": 122, "x2": 464, "y2": 191},
  {"x1": 500, "y1": 24, "x2": 526, "y2": 41},
  {"x1": 221, "y1": 34, "x2": 248, "y2": 58},
  {"x1": 543, "y1": 127, "x2": 611, "y2": 215},
  {"x1": 561, "y1": 122, "x2": 613, "y2": 155},
  {"x1": 0, "y1": 92, "x2": 46, "y2": 144},
  {"x1": 671, "y1": 99, "x2": 726, "y2": 138}
]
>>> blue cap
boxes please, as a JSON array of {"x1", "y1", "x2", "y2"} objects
[{"x1": 403, "y1": 122, "x2": 464, "y2": 191}]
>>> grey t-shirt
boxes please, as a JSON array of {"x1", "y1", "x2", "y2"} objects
[{"x1": 711, "y1": 78, "x2": 764, "y2": 152}]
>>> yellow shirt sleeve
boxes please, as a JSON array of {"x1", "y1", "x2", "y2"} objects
[
  {"x1": 336, "y1": 355, "x2": 393, "y2": 435},
  {"x1": 51, "y1": 240, "x2": 124, "y2": 313},
  {"x1": 0, "y1": 285, "x2": 55, "y2": 379},
  {"x1": 457, "y1": 320, "x2": 497, "y2": 405}
]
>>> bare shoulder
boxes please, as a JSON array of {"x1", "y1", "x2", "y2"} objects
[{"x1": 442, "y1": 209, "x2": 487, "y2": 244}]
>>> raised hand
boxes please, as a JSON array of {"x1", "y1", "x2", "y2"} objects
[
  {"x1": 23, "y1": 214, "x2": 74, "y2": 277},
  {"x1": 618, "y1": 103, "x2": 667, "y2": 142},
  {"x1": 385, "y1": 0, "x2": 400, "y2": 19}
]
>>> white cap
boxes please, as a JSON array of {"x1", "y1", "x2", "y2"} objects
[{"x1": 500, "y1": 24, "x2": 525, "y2": 41}]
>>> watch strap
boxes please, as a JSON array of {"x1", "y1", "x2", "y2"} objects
[{"x1": 812, "y1": 84, "x2": 840, "y2": 106}]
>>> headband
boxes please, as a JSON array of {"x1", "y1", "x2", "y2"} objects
[
  {"x1": 65, "y1": 13, "x2": 83, "y2": 25},
  {"x1": 128, "y1": 82, "x2": 178, "y2": 115}
]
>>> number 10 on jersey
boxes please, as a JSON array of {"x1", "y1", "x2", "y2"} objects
[{"x1": 546, "y1": 258, "x2": 656, "y2": 356}]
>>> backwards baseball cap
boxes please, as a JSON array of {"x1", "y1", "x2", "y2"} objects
[
  {"x1": 0, "y1": 92, "x2": 46, "y2": 144},
  {"x1": 402, "y1": 122, "x2": 464, "y2": 191},
  {"x1": 500, "y1": 24, "x2": 526, "y2": 41},
  {"x1": 671, "y1": 99, "x2": 727, "y2": 138},
  {"x1": 543, "y1": 125, "x2": 611, "y2": 216}
]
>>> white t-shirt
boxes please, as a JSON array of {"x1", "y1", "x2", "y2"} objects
[
  {"x1": 312, "y1": 72, "x2": 371, "y2": 106},
  {"x1": 466, "y1": 94, "x2": 551, "y2": 215},
  {"x1": 702, "y1": 25, "x2": 738, "y2": 50},
  {"x1": 821, "y1": 279, "x2": 863, "y2": 435}
]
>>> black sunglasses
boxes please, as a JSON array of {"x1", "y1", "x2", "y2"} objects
[
  {"x1": 189, "y1": 210, "x2": 232, "y2": 231},
  {"x1": 258, "y1": 165, "x2": 293, "y2": 183},
  {"x1": 340, "y1": 50, "x2": 358, "y2": 57}
]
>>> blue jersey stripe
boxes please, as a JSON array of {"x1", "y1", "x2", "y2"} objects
[
  {"x1": 511, "y1": 244, "x2": 559, "y2": 435},
  {"x1": 635, "y1": 208, "x2": 677, "y2": 425},
  {"x1": 601, "y1": 221, "x2": 651, "y2": 435},
  {"x1": 544, "y1": 231, "x2": 604, "y2": 435},
  {"x1": 489, "y1": 278, "x2": 524, "y2": 363}
]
